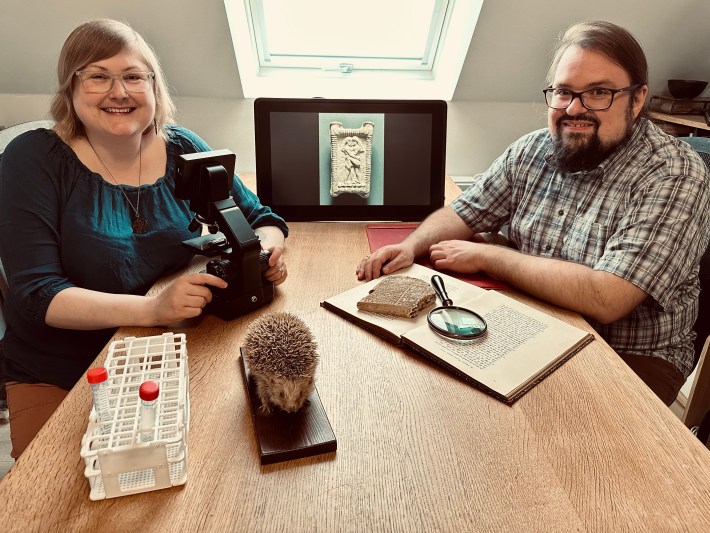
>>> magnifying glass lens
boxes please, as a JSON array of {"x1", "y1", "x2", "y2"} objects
[{"x1": 428, "y1": 307, "x2": 486, "y2": 338}]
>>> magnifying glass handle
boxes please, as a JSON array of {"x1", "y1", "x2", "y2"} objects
[{"x1": 431, "y1": 275, "x2": 453, "y2": 307}]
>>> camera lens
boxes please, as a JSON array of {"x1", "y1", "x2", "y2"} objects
[{"x1": 207, "y1": 259, "x2": 230, "y2": 281}]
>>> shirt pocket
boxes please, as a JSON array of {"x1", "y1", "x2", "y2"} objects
[{"x1": 561, "y1": 219, "x2": 609, "y2": 267}]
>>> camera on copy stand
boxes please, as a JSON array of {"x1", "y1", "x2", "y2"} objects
[{"x1": 175, "y1": 149, "x2": 273, "y2": 320}]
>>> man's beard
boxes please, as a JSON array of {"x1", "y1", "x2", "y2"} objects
[{"x1": 551, "y1": 105, "x2": 635, "y2": 173}]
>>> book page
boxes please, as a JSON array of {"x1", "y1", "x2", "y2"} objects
[
  {"x1": 402, "y1": 290, "x2": 592, "y2": 398},
  {"x1": 322, "y1": 264, "x2": 486, "y2": 340},
  {"x1": 436, "y1": 305, "x2": 549, "y2": 370}
]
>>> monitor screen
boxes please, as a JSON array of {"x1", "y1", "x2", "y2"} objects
[{"x1": 254, "y1": 98, "x2": 447, "y2": 221}]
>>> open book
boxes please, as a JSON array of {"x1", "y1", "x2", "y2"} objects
[{"x1": 321, "y1": 264, "x2": 594, "y2": 403}]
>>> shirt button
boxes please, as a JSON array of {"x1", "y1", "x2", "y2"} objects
[
  {"x1": 558, "y1": 209, "x2": 564, "y2": 215},
  {"x1": 545, "y1": 245, "x2": 552, "y2": 251}
]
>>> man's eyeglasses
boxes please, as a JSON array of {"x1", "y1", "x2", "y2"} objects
[
  {"x1": 75, "y1": 70, "x2": 155, "y2": 94},
  {"x1": 543, "y1": 84, "x2": 642, "y2": 111}
]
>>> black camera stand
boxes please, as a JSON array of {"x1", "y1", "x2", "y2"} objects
[{"x1": 176, "y1": 150, "x2": 274, "y2": 320}]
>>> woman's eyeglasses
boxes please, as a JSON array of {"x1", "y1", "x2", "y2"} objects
[{"x1": 75, "y1": 71, "x2": 155, "y2": 94}]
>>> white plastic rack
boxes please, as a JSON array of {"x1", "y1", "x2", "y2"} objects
[{"x1": 79, "y1": 332, "x2": 189, "y2": 500}]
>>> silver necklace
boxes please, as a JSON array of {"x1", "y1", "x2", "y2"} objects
[{"x1": 86, "y1": 137, "x2": 147, "y2": 234}]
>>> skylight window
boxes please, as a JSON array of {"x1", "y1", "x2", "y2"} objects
[
  {"x1": 254, "y1": 0, "x2": 442, "y2": 71},
  {"x1": 224, "y1": 0, "x2": 483, "y2": 100}
]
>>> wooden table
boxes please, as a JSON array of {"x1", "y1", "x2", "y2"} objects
[{"x1": 3, "y1": 178, "x2": 710, "y2": 532}]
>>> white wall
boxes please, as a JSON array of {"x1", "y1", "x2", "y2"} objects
[
  {"x1": 445, "y1": 102, "x2": 548, "y2": 176},
  {"x1": 0, "y1": 94, "x2": 548, "y2": 176},
  {"x1": 0, "y1": 95, "x2": 53, "y2": 127},
  {"x1": 2, "y1": 0, "x2": 709, "y2": 175}
]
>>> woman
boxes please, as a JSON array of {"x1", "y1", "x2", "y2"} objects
[{"x1": 0, "y1": 19, "x2": 289, "y2": 458}]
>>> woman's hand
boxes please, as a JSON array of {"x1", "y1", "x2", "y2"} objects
[
  {"x1": 262, "y1": 245, "x2": 287, "y2": 286},
  {"x1": 254, "y1": 226, "x2": 287, "y2": 286},
  {"x1": 148, "y1": 272, "x2": 228, "y2": 325}
]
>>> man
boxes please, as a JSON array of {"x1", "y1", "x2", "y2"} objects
[{"x1": 357, "y1": 21, "x2": 710, "y2": 406}]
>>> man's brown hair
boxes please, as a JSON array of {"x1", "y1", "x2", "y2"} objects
[{"x1": 546, "y1": 20, "x2": 648, "y2": 89}]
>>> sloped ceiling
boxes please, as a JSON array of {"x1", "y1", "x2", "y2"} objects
[
  {"x1": 454, "y1": 0, "x2": 710, "y2": 101},
  {"x1": 0, "y1": 0, "x2": 243, "y2": 98},
  {"x1": 2, "y1": 0, "x2": 710, "y2": 101}
]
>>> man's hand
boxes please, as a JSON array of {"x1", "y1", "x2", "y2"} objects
[
  {"x1": 429, "y1": 240, "x2": 485, "y2": 273},
  {"x1": 356, "y1": 243, "x2": 415, "y2": 281},
  {"x1": 356, "y1": 206, "x2": 475, "y2": 282}
]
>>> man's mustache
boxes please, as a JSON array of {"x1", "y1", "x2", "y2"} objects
[{"x1": 556, "y1": 113, "x2": 601, "y2": 129}]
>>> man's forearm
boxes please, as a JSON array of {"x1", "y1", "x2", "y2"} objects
[
  {"x1": 478, "y1": 245, "x2": 647, "y2": 324},
  {"x1": 403, "y1": 206, "x2": 474, "y2": 258}
]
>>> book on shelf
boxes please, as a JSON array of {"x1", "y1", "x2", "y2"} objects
[{"x1": 320, "y1": 263, "x2": 594, "y2": 404}]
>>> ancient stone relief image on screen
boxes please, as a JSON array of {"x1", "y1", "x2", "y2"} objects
[
  {"x1": 319, "y1": 113, "x2": 384, "y2": 206},
  {"x1": 329, "y1": 121, "x2": 373, "y2": 199}
]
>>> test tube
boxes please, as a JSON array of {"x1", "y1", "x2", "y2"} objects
[
  {"x1": 139, "y1": 381, "x2": 160, "y2": 443},
  {"x1": 86, "y1": 367, "x2": 111, "y2": 435}
]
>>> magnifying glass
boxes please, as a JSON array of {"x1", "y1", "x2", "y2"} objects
[{"x1": 427, "y1": 275, "x2": 487, "y2": 341}]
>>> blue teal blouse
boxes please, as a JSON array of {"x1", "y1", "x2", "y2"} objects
[{"x1": 0, "y1": 125, "x2": 288, "y2": 390}]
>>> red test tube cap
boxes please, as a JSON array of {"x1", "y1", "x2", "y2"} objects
[
  {"x1": 87, "y1": 367, "x2": 108, "y2": 384},
  {"x1": 139, "y1": 381, "x2": 160, "y2": 401}
]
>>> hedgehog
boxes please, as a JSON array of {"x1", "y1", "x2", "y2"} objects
[{"x1": 242, "y1": 312, "x2": 319, "y2": 414}]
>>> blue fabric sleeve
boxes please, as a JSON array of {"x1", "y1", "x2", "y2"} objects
[{"x1": 0, "y1": 132, "x2": 75, "y2": 326}]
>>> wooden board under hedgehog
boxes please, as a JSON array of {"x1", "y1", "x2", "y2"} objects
[{"x1": 239, "y1": 312, "x2": 337, "y2": 465}]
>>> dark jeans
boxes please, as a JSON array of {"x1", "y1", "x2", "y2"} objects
[{"x1": 619, "y1": 352, "x2": 685, "y2": 406}]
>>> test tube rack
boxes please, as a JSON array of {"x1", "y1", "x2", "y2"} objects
[{"x1": 79, "y1": 332, "x2": 189, "y2": 500}]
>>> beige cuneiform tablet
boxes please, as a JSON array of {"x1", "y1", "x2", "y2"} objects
[{"x1": 357, "y1": 275, "x2": 436, "y2": 318}]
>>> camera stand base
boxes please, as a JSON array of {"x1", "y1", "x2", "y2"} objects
[
  {"x1": 239, "y1": 352, "x2": 337, "y2": 465},
  {"x1": 206, "y1": 283, "x2": 275, "y2": 320}
]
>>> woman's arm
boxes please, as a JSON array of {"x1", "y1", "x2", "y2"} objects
[{"x1": 46, "y1": 272, "x2": 228, "y2": 329}]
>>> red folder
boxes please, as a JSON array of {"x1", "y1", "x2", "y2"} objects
[{"x1": 365, "y1": 223, "x2": 510, "y2": 290}]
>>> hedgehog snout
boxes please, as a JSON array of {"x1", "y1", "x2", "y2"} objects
[{"x1": 271, "y1": 376, "x2": 314, "y2": 412}]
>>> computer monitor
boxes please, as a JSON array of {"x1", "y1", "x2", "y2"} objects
[{"x1": 254, "y1": 98, "x2": 447, "y2": 221}]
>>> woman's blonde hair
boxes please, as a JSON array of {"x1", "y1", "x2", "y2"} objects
[{"x1": 50, "y1": 18, "x2": 175, "y2": 141}]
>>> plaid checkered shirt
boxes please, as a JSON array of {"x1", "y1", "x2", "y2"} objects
[{"x1": 451, "y1": 118, "x2": 710, "y2": 377}]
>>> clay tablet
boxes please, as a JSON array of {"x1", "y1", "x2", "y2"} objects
[{"x1": 357, "y1": 275, "x2": 436, "y2": 318}]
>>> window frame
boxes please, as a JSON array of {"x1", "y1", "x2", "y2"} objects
[
  {"x1": 224, "y1": 0, "x2": 484, "y2": 100},
  {"x1": 248, "y1": 0, "x2": 449, "y2": 73}
]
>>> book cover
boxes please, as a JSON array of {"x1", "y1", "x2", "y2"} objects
[{"x1": 321, "y1": 264, "x2": 594, "y2": 403}]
